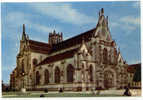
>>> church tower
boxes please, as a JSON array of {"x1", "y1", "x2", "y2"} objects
[{"x1": 48, "y1": 30, "x2": 63, "y2": 45}]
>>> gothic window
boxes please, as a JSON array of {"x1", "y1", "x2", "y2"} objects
[
  {"x1": 55, "y1": 67, "x2": 60, "y2": 83},
  {"x1": 103, "y1": 48, "x2": 108, "y2": 64},
  {"x1": 21, "y1": 60, "x2": 24, "y2": 73},
  {"x1": 89, "y1": 65, "x2": 93, "y2": 82},
  {"x1": 36, "y1": 71, "x2": 40, "y2": 85},
  {"x1": 44, "y1": 69, "x2": 49, "y2": 84},
  {"x1": 33, "y1": 58, "x2": 38, "y2": 66},
  {"x1": 67, "y1": 64, "x2": 75, "y2": 83}
]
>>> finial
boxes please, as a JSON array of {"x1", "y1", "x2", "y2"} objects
[
  {"x1": 23, "y1": 24, "x2": 25, "y2": 33},
  {"x1": 101, "y1": 8, "x2": 104, "y2": 14}
]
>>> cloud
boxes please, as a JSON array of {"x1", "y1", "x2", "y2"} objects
[
  {"x1": 110, "y1": 15, "x2": 140, "y2": 33},
  {"x1": 120, "y1": 16, "x2": 140, "y2": 26},
  {"x1": 4, "y1": 11, "x2": 62, "y2": 40},
  {"x1": 28, "y1": 3, "x2": 96, "y2": 25},
  {"x1": 32, "y1": 23, "x2": 61, "y2": 33}
]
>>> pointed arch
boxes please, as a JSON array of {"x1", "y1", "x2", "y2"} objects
[
  {"x1": 67, "y1": 64, "x2": 75, "y2": 83},
  {"x1": 44, "y1": 69, "x2": 49, "y2": 84},
  {"x1": 55, "y1": 66, "x2": 60, "y2": 83},
  {"x1": 36, "y1": 71, "x2": 40, "y2": 85}
]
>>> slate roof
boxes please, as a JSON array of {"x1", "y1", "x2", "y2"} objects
[
  {"x1": 28, "y1": 40, "x2": 51, "y2": 54},
  {"x1": 50, "y1": 27, "x2": 97, "y2": 53},
  {"x1": 127, "y1": 63, "x2": 141, "y2": 73},
  {"x1": 37, "y1": 48, "x2": 79, "y2": 66}
]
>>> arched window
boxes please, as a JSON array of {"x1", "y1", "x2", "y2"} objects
[
  {"x1": 36, "y1": 71, "x2": 40, "y2": 85},
  {"x1": 44, "y1": 69, "x2": 49, "y2": 84},
  {"x1": 33, "y1": 58, "x2": 38, "y2": 66},
  {"x1": 55, "y1": 67, "x2": 60, "y2": 83},
  {"x1": 103, "y1": 48, "x2": 108, "y2": 64},
  {"x1": 67, "y1": 64, "x2": 74, "y2": 83},
  {"x1": 21, "y1": 60, "x2": 24, "y2": 73},
  {"x1": 89, "y1": 65, "x2": 93, "y2": 82}
]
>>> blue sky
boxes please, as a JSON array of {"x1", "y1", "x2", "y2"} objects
[{"x1": 1, "y1": 1, "x2": 140, "y2": 84}]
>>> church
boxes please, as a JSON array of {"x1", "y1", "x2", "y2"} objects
[{"x1": 10, "y1": 8, "x2": 129, "y2": 92}]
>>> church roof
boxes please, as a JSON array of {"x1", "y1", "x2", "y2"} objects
[
  {"x1": 37, "y1": 48, "x2": 79, "y2": 66},
  {"x1": 127, "y1": 63, "x2": 141, "y2": 73},
  {"x1": 28, "y1": 40, "x2": 51, "y2": 54},
  {"x1": 49, "y1": 27, "x2": 97, "y2": 53}
]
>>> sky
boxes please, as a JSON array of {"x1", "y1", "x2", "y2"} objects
[{"x1": 1, "y1": 1, "x2": 141, "y2": 84}]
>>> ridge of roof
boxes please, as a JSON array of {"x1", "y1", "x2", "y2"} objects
[
  {"x1": 29, "y1": 39, "x2": 51, "y2": 46},
  {"x1": 50, "y1": 27, "x2": 97, "y2": 53}
]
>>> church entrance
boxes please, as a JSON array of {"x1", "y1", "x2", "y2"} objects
[{"x1": 104, "y1": 70, "x2": 114, "y2": 89}]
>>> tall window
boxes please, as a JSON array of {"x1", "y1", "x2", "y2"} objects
[
  {"x1": 89, "y1": 65, "x2": 93, "y2": 82},
  {"x1": 44, "y1": 69, "x2": 49, "y2": 84},
  {"x1": 36, "y1": 71, "x2": 40, "y2": 85},
  {"x1": 103, "y1": 48, "x2": 108, "y2": 64},
  {"x1": 67, "y1": 64, "x2": 74, "y2": 83},
  {"x1": 55, "y1": 67, "x2": 60, "y2": 83},
  {"x1": 21, "y1": 60, "x2": 24, "y2": 73}
]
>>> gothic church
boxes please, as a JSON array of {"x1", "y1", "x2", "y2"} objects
[{"x1": 10, "y1": 8, "x2": 129, "y2": 91}]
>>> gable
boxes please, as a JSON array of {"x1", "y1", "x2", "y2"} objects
[{"x1": 94, "y1": 10, "x2": 112, "y2": 42}]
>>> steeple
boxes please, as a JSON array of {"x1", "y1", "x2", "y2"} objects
[{"x1": 21, "y1": 24, "x2": 27, "y2": 41}]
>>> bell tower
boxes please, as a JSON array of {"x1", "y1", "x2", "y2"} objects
[{"x1": 48, "y1": 30, "x2": 63, "y2": 45}]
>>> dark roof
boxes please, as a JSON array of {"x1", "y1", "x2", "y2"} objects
[
  {"x1": 37, "y1": 48, "x2": 79, "y2": 66},
  {"x1": 49, "y1": 27, "x2": 97, "y2": 53},
  {"x1": 28, "y1": 40, "x2": 52, "y2": 54},
  {"x1": 127, "y1": 63, "x2": 141, "y2": 73}
]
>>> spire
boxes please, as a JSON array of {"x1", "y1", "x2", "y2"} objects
[
  {"x1": 23, "y1": 24, "x2": 25, "y2": 34},
  {"x1": 99, "y1": 8, "x2": 104, "y2": 16},
  {"x1": 101, "y1": 8, "x2": 104, "y2": 15},
  {"x1": 22, "y1": 24, "x2": 26, "y2": 41}
]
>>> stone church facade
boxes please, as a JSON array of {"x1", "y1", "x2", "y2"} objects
[{"x1": 10, "y1": 8, "x2": 129, "y2": 91}]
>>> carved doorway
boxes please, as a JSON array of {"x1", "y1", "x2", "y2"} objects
[{"x1": 104, "y1": 70, "x2": 114, "y2": 89}]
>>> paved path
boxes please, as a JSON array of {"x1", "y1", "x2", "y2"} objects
[{"x1": 2, "y1": 89, "x2": 141, "y2": 97}]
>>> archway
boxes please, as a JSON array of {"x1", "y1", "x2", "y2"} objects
[
  {"x1": 36, "y1": 71, "x2": 40, "y2": 85},
  {"x1": 55, "y1": 66, "x2": 60, "y2": 83},
  {"x1": 67, "y1": 64, "x2": 74, "y2": 83},
  {"x1": 104, "y1": 70, "x2": 115, "y2": 89}
]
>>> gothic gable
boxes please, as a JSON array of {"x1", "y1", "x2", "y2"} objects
[{"x1": 94, "y1": 9, "x2": 112, "y2": 42}]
